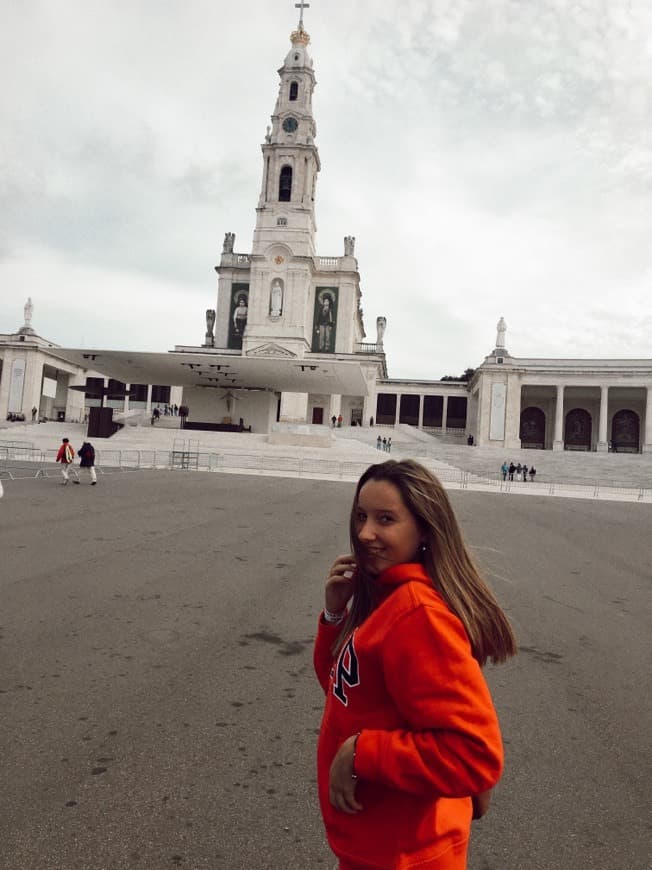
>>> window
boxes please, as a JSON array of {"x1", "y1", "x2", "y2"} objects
[
  {"x1": 289, "y1": 81, "x2": 299, "y2": 101},
  {"x1": 279, "y1": 165, "x2": 292, "y2": 201},
  {"x1": 277, "y1": 217, "x2": 288, "y2": 226}
]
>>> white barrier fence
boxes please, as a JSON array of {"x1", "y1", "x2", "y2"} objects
[{"x1": 1, "y1": 445, "x2": 651, "y2": 503}]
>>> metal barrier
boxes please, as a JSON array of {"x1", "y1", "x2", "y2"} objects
[
  {"x1": 1, "y1": 444, "x2": 650, "y2": 502},
  {"x1": 0, "y1": 446, "x2": 47, "y2": 479}
]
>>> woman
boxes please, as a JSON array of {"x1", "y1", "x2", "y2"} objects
[{"x1": 314, "y1": 459, "x2": 516, "y2": 869}]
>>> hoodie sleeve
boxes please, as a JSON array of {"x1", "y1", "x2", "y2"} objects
[
  {"x1": 313, "y1": 615, "x2": 344, "y2": 693},
  {"x1": 353, "y1": 603, "x2": 503, "y2": 797}
]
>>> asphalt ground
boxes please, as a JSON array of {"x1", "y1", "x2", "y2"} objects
[{"x1": 1, "y1": 470, "x2": 650, "y2": 870}]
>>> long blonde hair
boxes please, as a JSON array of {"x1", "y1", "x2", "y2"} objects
[{"x1": 337, "y1": 459, "x2": 517, "y2": 665}]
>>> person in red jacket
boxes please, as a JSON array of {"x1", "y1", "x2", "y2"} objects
[
  {"x1": 314, "y1": 459, "x2": 517, "y2": 870},
  {"x1": 55, "y1": 437, "x2": 78, "y2": 485}
]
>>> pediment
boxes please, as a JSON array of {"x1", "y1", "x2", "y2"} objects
[{"x1": 246, "y1": 343, "x2": 297, "y2": 359}]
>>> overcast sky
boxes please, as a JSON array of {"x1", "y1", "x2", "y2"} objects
[{"x1": 2, "y1": 0, "x2": 651, "y2": 379}]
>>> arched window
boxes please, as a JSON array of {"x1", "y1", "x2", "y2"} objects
[
  {"x1": 279, "y1": 165, "x2": 292, "y2": 202},
  {"x1": 289, "y1": 81, "x2": 299, "y2": 101}
]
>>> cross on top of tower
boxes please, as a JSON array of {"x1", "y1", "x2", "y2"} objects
[{"x1": 295, "y1": 0, "x2": 310, "y2": 30}]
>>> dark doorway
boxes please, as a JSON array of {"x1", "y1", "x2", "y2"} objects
[
  {"x1": 312, "y1": 407, "x2": 324, "y2": 425},
  {"x1": 376, "y1": 393, "x2": 397, "y2": 425},
  {"x1": 520, "y1": 406, "x2": 546, "y2": 448},
  {"x1": 565, "y1": 408, "x2": 592, "y2": 450},
  {"x1": 399, "y1": 395, "x2": 420, "y2": 426},
  {"x1": 611, "y1": 409, "x2": 640, "y2": 453}
]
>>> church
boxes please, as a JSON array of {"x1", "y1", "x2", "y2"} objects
[{"x1": 2, "y1": 10, "x2": 652, "y2": 453}]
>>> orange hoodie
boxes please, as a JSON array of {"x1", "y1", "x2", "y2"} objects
[{"x1": 314, "y1": 563, "x2": 504, "y2": 870}]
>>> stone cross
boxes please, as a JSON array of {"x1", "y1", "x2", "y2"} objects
[{"x1": 295, "y1": 0, "x2": 310, "y2": 28}]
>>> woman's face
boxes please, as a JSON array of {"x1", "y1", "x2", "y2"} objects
[{"x1": 355, "y1": 479, "x2": 423, "y2": 575}]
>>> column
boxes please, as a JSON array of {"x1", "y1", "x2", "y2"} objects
[
  {"x1": 644, "y1": 386, "x2": 652, "y2": 453},
  {"x1": 597, "y1": 385, "x2": 609, "y2": 452},
  {"x1": 418, "y1": 394, "x2": 424, "y2": 429},
  {"x1": 442, "y1": 395, "x2": 448, "y2": 433},
  {"x1": 146, "y1": 384, "x2": 153, "y2": 415},
  {"x1": 328, "y1": 393, "x2": 342, "y2": 425},
  {"x1": 553, "y1": 385, "x2": 565, "y2": 451},
  {"x1": 394, "y1": 394, "x2": 401, "y2": 426},
  {"x1": 124, "y1": 382, "x2": 130, "y2": 414}
]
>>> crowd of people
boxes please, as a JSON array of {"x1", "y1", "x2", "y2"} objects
[{"x1": 501, "y1": 460, "x2": 536, "y2": 482}]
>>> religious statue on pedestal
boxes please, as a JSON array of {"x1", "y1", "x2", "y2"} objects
[
  {"x1": 344, "y1": 236, "x2": 356, "y2": 257},
  {"x1": 496, "y1": 316, "x2": 507, "y2": 349},
  {"x1": 204, "y1": 309, "x2": 216, "y2": 346},
  {"x1": 222, "y1": 232, "x2": 235, "y2": 254},
  {"x1": 270, "y1": 279, "x2": 283, "y2": 317},
  {"x1": 24, "y1": 297, "x2": 34, "y2": 327},
  {"x1": 376, "y1": 316, "x2": 387, "y2": 350}
]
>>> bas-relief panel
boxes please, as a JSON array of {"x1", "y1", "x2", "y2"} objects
[
  {"x1": 489, "y1": 382, "x2": 506, "y2": 441},
  {"x1": 311, "y1": 287, "x2": 338, "y2": 353},
  {"x1": 8, "y1": 358, "x2": 26, "y2": 412}
]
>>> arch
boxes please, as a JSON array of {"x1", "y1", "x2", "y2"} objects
[
  {"x1": 289, "y1": 80, "x2": 299, "y2": 101},
  {"x1": 279, "y1": 165, "x2": 292, "y2": 202},
  {"x1": 611, "y1": 409, "x2": 640, "y2": 453},
  {"x1": 520, "y1": 406, "x2": 546, "y2": 448},
  {"x1": 564, "y1": 408, "x2": 592, "y2": 451}
]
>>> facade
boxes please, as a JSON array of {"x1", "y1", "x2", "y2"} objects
[{"x1": 4, "y1": 14, "x2": 652, "y2": 454}]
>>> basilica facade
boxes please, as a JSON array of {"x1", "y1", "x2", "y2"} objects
[{"x1": 2, "y1": 15, "x2": 652, "y2": 454}]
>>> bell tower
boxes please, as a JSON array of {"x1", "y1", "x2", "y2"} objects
[{"x1": 252, "y1": 13, "x2": 320, "y2": 258}]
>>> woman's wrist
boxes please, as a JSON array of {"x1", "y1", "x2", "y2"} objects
[{"x1": 323, "y1": 606, "x2": 346, "y2": 624}]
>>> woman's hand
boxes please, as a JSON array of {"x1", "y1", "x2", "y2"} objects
[
  {"x1": 325, "y1": 554, "x2": 357, "y2": 615},
  {"x1": 329, "y1": 735, "x2": 363, "y2": 814}
]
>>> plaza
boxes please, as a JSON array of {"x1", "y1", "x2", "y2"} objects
[{"x1": 1, "y1": 450, "x2": 650, "y2": 869}]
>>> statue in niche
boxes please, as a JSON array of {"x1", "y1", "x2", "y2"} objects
[
  {"x1": 24, "y1": 297, "x2": 34, "y2": 327},
  {"x1": 270, "y1": 279, "x2": 283, "y2": 317},
  {"x1": 496, "y1": 316, "x2": 507, "y2": 349},
  {"x1": 376, "y1": 316, "x2": 387, "y2": 349},
  {"x1": 222, "y1": 232, "x2": 235, "y2": 254},
  {"x1": 344, "y1": 235, "x2": 356, "y2": 256},
  {"x1": 233, "y1": 294, "x2": 248, "y2": 336},
  {"x1": 204, "y1": 309, "x2": 216, "y2": 346}
]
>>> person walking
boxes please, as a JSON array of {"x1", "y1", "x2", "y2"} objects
[
  {"x1": 522, "y1": 463, "x2": 528, "y2": 482},
  {"x1": 376, "y1": 435, "x2": 382, "y2": 450},
  {"x1": 508, "y1": 462, "x2": 515, "y2": 482},
  {"x1": 55, "y1": 438, "x2": 78, "y2": 485},
  {"x1": 314, "y1": 459, "x2": 516, "y2": 869},
  {"x1": 387, "y1": 437, "x2": 392, "y2": 453},
  {"x1": 75, "y1": 441, "x2": 97, "y2": 485},
  {"x1": 501, "y1": 461, "x2": 508, "y2": 481},
  {"x1": 529, "y1": 466, "x2": 536, "y2": 481}
]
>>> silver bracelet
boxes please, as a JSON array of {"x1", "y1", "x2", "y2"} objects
[{"x1": 323, "y1": 607, "x2": 346, "y2": 624}]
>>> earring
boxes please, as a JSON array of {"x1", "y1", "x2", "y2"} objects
[{"x1": 420, "y1": 542, "x2": 427, "y2": 553}]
